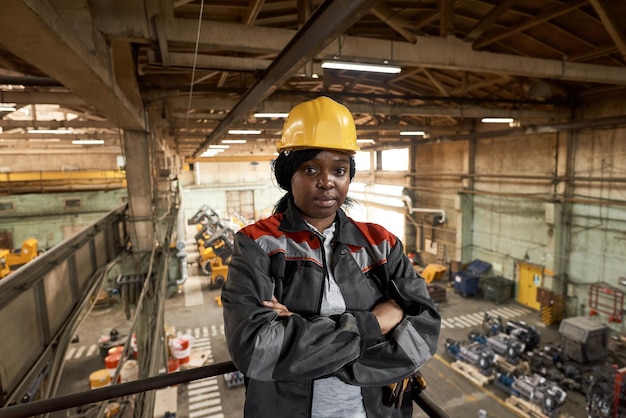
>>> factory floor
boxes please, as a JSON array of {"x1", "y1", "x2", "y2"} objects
[
  {"x1": 54, "y1": 262, "x2": 625, "y2": 418},
  {"x1": 420, "y1": 277, "x2": 625, "y2": 418}
]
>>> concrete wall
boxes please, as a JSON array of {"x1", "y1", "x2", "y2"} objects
[
  {"x1": 180, "y1": 159, "x2": 284, "y2": 222},
  {"x1": 402, "y1": 94, "x2": 626, "y2": 331},
  {"x1": 0, "y1": 189, "x2": 127, "y2": 250}
]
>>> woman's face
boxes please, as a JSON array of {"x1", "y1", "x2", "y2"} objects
[{"x1": 291, "y1": 150, "x2": 351, "y2": 231}]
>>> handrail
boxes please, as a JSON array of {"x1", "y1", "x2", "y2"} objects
[
  {"x1": 0, "y1": 362, "x2": 238, "y2": 418},
  {"x1": 413, "y1": 390, "x2": 451, "y2": 418},
  {"x1": 0, "y1": 360, "x2": 450, "y2": 418}
]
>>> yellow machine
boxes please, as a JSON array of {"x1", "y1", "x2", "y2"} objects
[
  {"x1": 421, "y1": 263, "x2": 448, "y2": 284},
  {"x1": 8, "y1": 238, "x2": 38, "y2": 267},
  {"x1": 0, "y1": 249, "x2": 10, "y2": 279},
  {"x1": 199, "y1": 247, "x2": 229, "y2": 289},
  {"x1": 1, "y1": 238, "x2": 39, "y2": 277}
]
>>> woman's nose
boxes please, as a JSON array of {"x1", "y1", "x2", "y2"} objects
[{"x1": 317, "y1": 175, "x2": 333, "y2": 189}]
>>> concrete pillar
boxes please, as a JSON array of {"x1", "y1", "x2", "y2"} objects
[{"x1": 122, "y1": 130, "x2": 155, "y2": 252}]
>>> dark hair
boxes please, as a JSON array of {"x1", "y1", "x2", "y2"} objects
[{"x1": 272, "y1": 149, "x2": 356, "y2": 214}]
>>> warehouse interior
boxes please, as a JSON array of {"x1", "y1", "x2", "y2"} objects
[{"x1": 1, "y1": 1, "x2": 626, "y2": 417}]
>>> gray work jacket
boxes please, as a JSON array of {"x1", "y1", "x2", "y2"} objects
[{"x1": 221, "y1": 201, "x2": 441, "y2": 417}]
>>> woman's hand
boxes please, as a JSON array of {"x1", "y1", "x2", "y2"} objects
[
  {"x1": 262, "y1": 296, "x2": 293, "y2": 317},
  {"x1": 371, "y1": 299, "x2": 404, "y2": 334}
]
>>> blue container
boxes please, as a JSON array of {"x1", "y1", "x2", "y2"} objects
[{"x1": 453, "y1": 259, "x2": 492, "y2": 297}]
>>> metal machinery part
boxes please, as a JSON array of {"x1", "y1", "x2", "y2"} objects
[
  {"x1": 586, "y1": 365, "x2": 626, "y2": 418},
  {"x1": 445, "y1": 339, "x2": 496, "y2": 376},
  {"x1": 505, "y1": 320, "x2": 541, "y2": 352},
  {"x1": 482, "y1": 311, "x2": 504, "y2": 336},
  {"x1": 486, "y1": 334, "x2": 526, "y2": 365},
  {"x1": 511, "y1": 373, "x2": 567, "y2": 417}
]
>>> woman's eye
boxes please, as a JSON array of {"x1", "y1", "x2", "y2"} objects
[{"x1": 336, "y1": 168, "x2": 347, "y2": 175}]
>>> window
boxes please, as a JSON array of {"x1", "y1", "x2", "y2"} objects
[
  {"x1": 64, "y1": 198, "x2": 82, "y2": 209},
  {"x1": 347, "y1": 183, "x2": 406, "y2": 241},
  {"x1": 354, "y1": 151, "x2": 371, "y2": 171},
  {"x1": 0, "y1": 201, "x2": 15, "y2": 212},
  {"x1": 381, "y1": 148, "x2": 408, "y2": 171}
]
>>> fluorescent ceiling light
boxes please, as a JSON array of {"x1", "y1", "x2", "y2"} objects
[
  {"x1": 209, "y1": 144, "x2": 230, "y2": 149},
  {"x1": 400, "y1": 131, "x2": 425, "y2": 136},
  {"x1": 321, "y1": 60, "x2": 401, "y2": 74},
  {"x1": 72, "y1": 139, "x2": 104, "y2": 145},
  {"x1": 253, "y1": 112, "x2": 289, "y2": 118},
  {"x1": 222, "y1": 139, "x2": 247, "y2": 144},
  {"x1": 28, "y1": 138, "x2": 61, "y2": 142},
  {"x1": 0, "y1": 104, "x2": 16, "y2": 112},
  {"x1": 357, "y1": 138, "x2": 375, "y2": 144},
  {"x1": 228, "y1": 129, "x2": 261, "y2": 135},
  {"x1": 481, "y1": 117, "x2": 514, "y2": 123},
  {"x1": 201, "y1": 148, "x2": 225, "y2": 157},
  {"x1": 28, "y1": 128, "x2": 73, "y2": 134}
]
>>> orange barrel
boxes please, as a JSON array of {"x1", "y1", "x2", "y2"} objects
[
  {"x1": 108, "y1": 345, "x2": 124, "y2": 357},
  {"x1": 168, "y1": 357, "x2": 179, "y2": 373},
  {"x1": 104, "y1": 353, "x2": 122, "y2": 381},
  {"x1": 169, "y1": 336, "x2": 191, "y2": 365}
]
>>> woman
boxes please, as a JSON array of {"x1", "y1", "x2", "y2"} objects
[{"x1": 221, "y1": 96, "x2": 441, "y2": 417}]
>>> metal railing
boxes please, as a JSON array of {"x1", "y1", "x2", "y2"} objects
[{"x1": 0, "y1": 361, "x2": 449, "y2": 418}]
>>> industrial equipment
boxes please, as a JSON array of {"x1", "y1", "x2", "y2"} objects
[
  {"x1": 505, "y1": 319, "x2": 541, "y2": 352},
  {"x1": 510, "y1": 373, "x2": 567, "y2": 417},
  {"x1": 200, "y1": 247, "x2": 229, "y2": 289},
  {"x1": 421, "y1": 263, "x2": 448, "y2": 284},
  {"x1": 487, "y1": 334, "x2": 526, "y2": 365},
  {"x1": 482, "y1": 311, "x2": 504, "y2": 336},
  {"x1": 526, "y1": 343, "x2": 588, "y2": 394},
  {"x1": 1, "y1": 238, "x2": 39, "y2": 275},
  {"x1": 0, "y1": 249, "x2": 10, "y2": 278},
  {"x1": 188, "y1": 204, "x2": 210, "y2": 225},
  {"x1": 196, "y1": 225, "x2": 236, "y2": 260},
  {"x1": 586, "y1": 365, "x2": 626, "y2": 418},
  {"x1": 445, "y1": 339, "x2": 496, "y2": 376},
  {"x1": 190, "y1": 207, "x2": 239, "y2": 290},
  {"x1": 559, "y1": 316, "x2": 609, "y2": 363}
]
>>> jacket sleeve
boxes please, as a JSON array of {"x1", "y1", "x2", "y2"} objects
[
  {"x1": 221, "y1": 232, "x2": 365, "y2": 382},
  {"x1": 337, "y1": 239, "x2": 441, "y2": 386}
]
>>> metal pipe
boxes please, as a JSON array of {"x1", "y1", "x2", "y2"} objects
[
  {"x1": 405, "y1": 172, "x2": 626, "y2": 183},
  {"x1": 0, "y1": 362, "x2": 239, "y2": 418},
  {"x1": 400, "y1": 195, "x2": 446, "y2": 224},
  {"x1": 176, "y1": 181, "x2": 188, "y2": 285}
]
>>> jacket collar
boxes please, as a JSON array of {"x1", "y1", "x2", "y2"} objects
[{"x1": 279, "y1": 199, "x2": 370, "y2": 247}]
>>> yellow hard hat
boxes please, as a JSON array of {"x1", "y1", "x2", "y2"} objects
[{"x1": 277, "y1": 96, "x2": 359, "y2": 153}]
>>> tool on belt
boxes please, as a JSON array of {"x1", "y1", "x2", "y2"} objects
[
  {"x1": 384, "y1": 371, "x2": 427, "y2": 408},
  {"x1": 384, "y1": 371, "x2": 450, "y2": 418}
]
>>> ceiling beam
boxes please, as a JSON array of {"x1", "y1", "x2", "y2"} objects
[
  {"x1": 162, "y1": 96, "x2": 570, "y2": 120},
  {"x1": 191, "y1": 0, "x2": 380, "y2": 158},
  {"x1": 464, "y1": 0, "x2": 514, "y2": 43},
  {"x1": 589, "y1": 0, "x2": 626, "y2": 61},
  {"x1": 0, "y1": 120, "x2": 119, "y2": 130},
  {"x1": 473, "y1": 0, "x2": 588, "y2": 49},
  {"x1": 0, "y1": 0, "x2": 145, "y2": 131},
  {"x1": 155, "y1": 18, "x2": 626, "y2": 86},
  {"x1": 371, "y1": 3, "x2": 417, "y2": 44}
]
